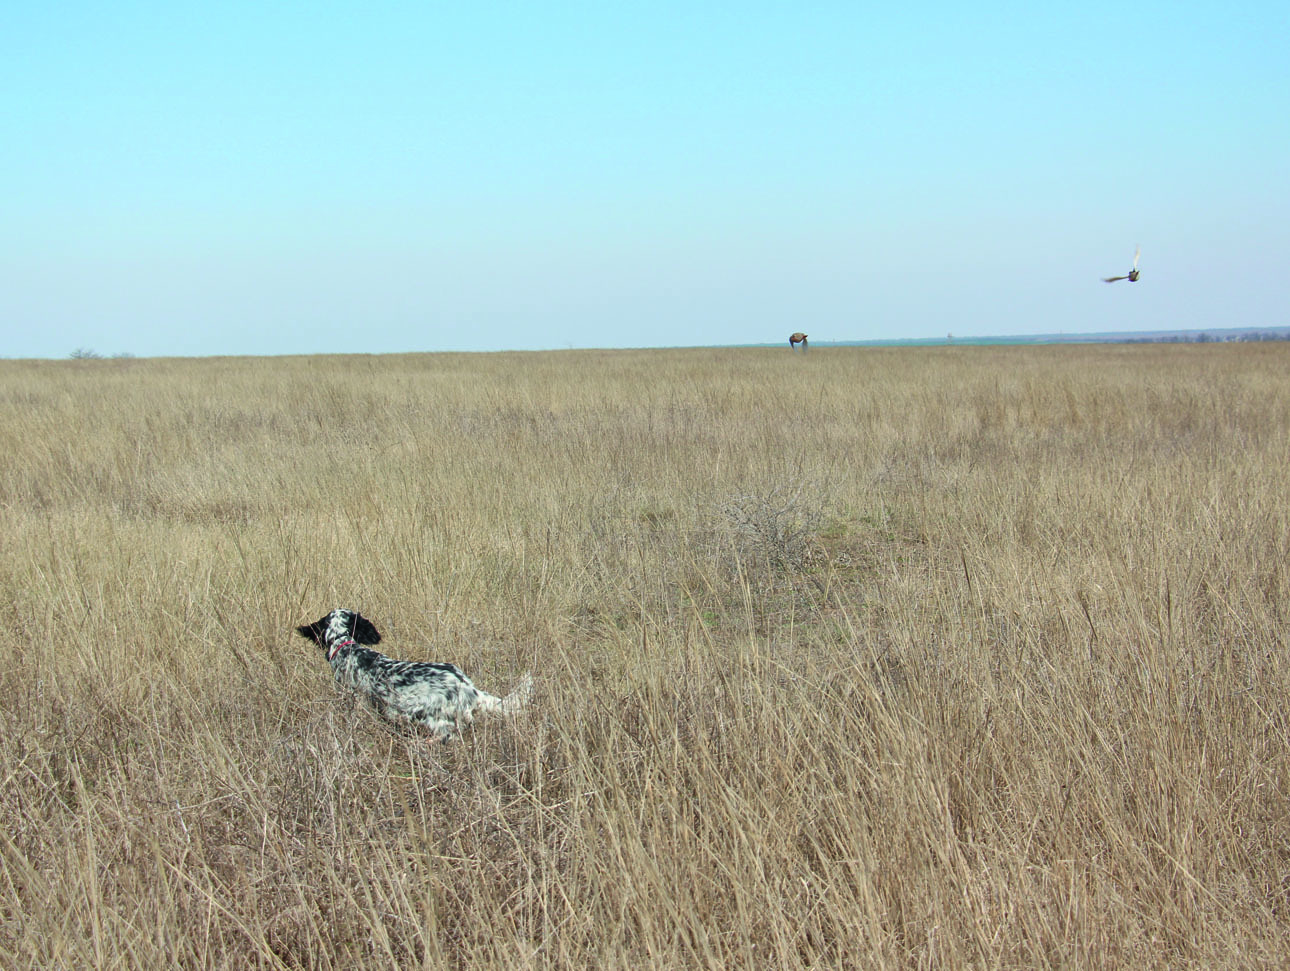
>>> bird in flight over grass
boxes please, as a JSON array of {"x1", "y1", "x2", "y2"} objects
[{"x1": 1103, "y1": 246, "x2": 1141, "y2": 283}]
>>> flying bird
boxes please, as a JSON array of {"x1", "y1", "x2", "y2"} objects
[{"x1": 1103, "y1": 246, "x2": 1141, "y2": 283}]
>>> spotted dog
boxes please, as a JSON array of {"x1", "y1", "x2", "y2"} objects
[{"x1": 295, "y1": 608, "x2": 533, "y2": 740}]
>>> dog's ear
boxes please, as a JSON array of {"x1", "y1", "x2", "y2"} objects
[
  {"x1": 352, "y1": 613, "x2": 382, "y2": 645},
  {"x1": 295, "y1": 618, "x2": 327, "y2": 644}
]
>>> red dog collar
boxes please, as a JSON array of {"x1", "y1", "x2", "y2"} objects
[{"x1": 328, "y1": 638, "x2": 356, "y2": 662}]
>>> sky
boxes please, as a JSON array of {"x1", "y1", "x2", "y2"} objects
[{"x1": 3, "y1": 1, "x2": 1287, "y2": 358}]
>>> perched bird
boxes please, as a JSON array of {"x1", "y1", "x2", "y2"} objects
[{"x1": 1103, "y1": 246, "x2": 1141, "y2": 283}]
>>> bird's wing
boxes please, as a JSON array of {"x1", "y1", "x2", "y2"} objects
[
  {"x1": 1133, "y1": 246, "x2": 1140, "y2": 269},
  {"x1": 1103, "y1": 275, "x2": 1126, "y2": 283}
]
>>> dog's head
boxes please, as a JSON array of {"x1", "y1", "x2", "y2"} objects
[{"x1": 295, "y1": 608, "x2": 382, "y2": 650}]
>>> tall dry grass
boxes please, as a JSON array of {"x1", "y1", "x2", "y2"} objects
[{"x1": 1, "y1": 344, "x2": 1287, "y2": 968}]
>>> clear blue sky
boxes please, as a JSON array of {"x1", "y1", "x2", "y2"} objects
[{"x1": 3, "y1": 1, "x2": 1287, "y2": 357}]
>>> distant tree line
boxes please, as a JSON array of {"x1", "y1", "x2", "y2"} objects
[
  {"x1": 69, "y1": 348, "x2": 135, "y2": 359},
  {"x1": 1125, "y1": 330, "x2": 1289, "y2": 345}
]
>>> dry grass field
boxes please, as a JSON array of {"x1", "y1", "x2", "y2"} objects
[{"x1": 1, "y1": 344, "x2": 1288, "y2": 969}]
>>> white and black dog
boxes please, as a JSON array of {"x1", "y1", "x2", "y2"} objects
[{"x1": 296, "y1": 608, "x2": 532, "y2": 740}]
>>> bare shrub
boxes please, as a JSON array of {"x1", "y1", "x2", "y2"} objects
[{"x1": 721, "y1": 479, "x2": 826, "y2": 572}]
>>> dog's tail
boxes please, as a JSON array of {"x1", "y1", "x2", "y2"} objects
[{"x1": 478, "y1": 672, "x2": 533, "y2": 715}]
